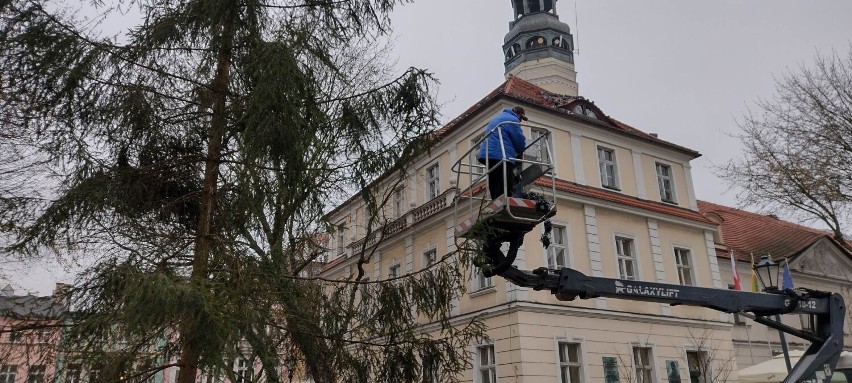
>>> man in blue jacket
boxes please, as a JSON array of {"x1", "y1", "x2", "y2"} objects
[{"x1": 478, "y1": 106, "x2": 528, "y2": 200}]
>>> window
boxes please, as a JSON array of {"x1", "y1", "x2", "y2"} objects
[
  {"x1": 674, "y1": 248, "x2": 693, "y2": 286},
  {"x1": 89, "y1": 364, "x2": 102, "y2": 383},
  {"x1": 0, "y1": 365, "x2": 16, "y2": 383},
  {"x1": 470, "y1": 138, "x2": 484, "y2": 176},
  {"x1": 8, "y1": 331, "x2": 21, "y2": 343},
  {"x1": 529, "y1": 128, "x2": 553, "y2": 169},
  {"x1": 27, "y1": 366, "x2": 45, "y2": 383},
  {"x1": 547, "y1": 225, "x2": 569, "y2": 269},
  {"x1": 558, "y1": 342, "x2": 583, "y2": 383},
  {"x1": 64, "y1": 364, "x2": 81, "y2": 383},
  {"x1": 656, "y1": 163, "x2": 675, "y2": 203},
  {"x1": 336, "y1": 227, "x2": 346, "y2": 257},
  {"x1": 476, "y1": 267, "x2": 493, "y2": 291},
  {"x1": 602, "y1": 357, "x2": 619, "y2": 383},
  {"x1": 388, "y1": 263, "x2": 400, "y2": 279},
  {"x1": 235, "y1": 358, "x2": 253, "y2": 383},
  {"x1": 526, "y1": 36, "x2": 546, "y2": 49},
  {"x1": 477, "y1": 345, "x2": 496, "y2": 383},
  {"x1": 666, "y1": 361, "x2": 682, "y2": 383},
  {"x1": 423, "y1": 356, "x2": 441, "y2": 383},
  {"x1": 426, "y1": 164, "x2": 440, "y2": 200},
  {"x1": 615, "y1": 237, "x2": 636, "y2": 280},
  {"x1": 35, "y1": 328, "x2": 49, "y2": 343},
  {"x1": 423, "y1": 249, "x2": 437, "y2": 268},
  {"x1": 686, "y1": 351, "x2": 709, "y2": 383},
  {"x1": 573, "y1": 104, "x2": 598, "y2": 120},
  {"x1": 633, "y1": 347, "x2": 654, "y2": 383},
  {"x1": 553, "y1": 36, "x2": 570, "y2": 50},
  {"x1": 597, "y1": 147, "x2": 618, "y2": 189},
  {"x1": 393, "y1": 188, "x2": 405, "y2": 219}
]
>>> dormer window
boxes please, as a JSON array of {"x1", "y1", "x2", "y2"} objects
[
  {"x1": 572, "y1": 104, "x2": 598, "y2": 120},
  {"x1": 526, "y1": 36, "x2": 547, "y2": 49}
]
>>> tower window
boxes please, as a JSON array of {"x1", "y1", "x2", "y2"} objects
[
  {"x1": 544, "y1": 0, "x2": 554, "y2": 12},
  {"x1": 506, "y1": 43, "x2": 521, "y2": 59},
  {"x1": 529, "y1": 0, "x2": 541, "y2": 12},
  {"x1": 513, "y1": 0, "x2": 524, "y2": 16},
  {"x1": 526, "y1": 36, "x2": 547, "y2": 49},
  {"x1": 553, "y1": 36, "x2": 570, "y2": 50}
]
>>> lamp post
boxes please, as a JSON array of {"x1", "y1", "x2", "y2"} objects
[
  {"x1": 752, "y1": 254, "x2": 792, "y2": 372},
  {"x1": 754, "y1": 255, "x2": 780, "y2": 292}
]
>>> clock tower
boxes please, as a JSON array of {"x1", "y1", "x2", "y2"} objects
[{"x1": 503, "y1": 0, "x2": 578, "y2": 96}]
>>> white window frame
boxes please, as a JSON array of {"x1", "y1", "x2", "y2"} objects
[
  {"x1": 597, "y1": 146, "x2": 619, "y2": 190},
  {"x1": 423, "y1": 248, "x2": 437, "y2": 269},
  {"x1": 474, "y1": 267, "x2": 494, "y2": 291},
  {"x1": 475, "y1": 344, "x2": 497, "y2": 383},
  {"x1": 529, "y1": 128, "x2": 555, "y2": 174},
  {"x1": 8, "y1": 331, "x2": 21, "y2": 344},
  {"x1": 615, "y1": 236, "x2": 637, "y2": 281},
  {"x1": 89, "y1": 364, "x2": 102, "y2": 383},
  {"x1": 26, "y1": 366, "x2": 45, "y2": 383},
  {"x1": 426, "y1": 163, "x2": 440, "y2": 201},
  {"x1": 686, "y1": 350, "x2": 711, "y2": 383},
  {"x1": 423, "y1": 356, "x2": 441, "y2": 383},
  {"x1": 470, "y1": 138, "x2": 484, "y2": 177},
  {"x1": 656, "y1": 162, "x2": 676, "y2": 203},
  {"x1": 632, "y1": 346, "x2": 655, "y2": 383},
  {"x1": 336, "y1": 225, "x2": 346, "y2": 258},
  {"x1": 388, "y1": 262, "x2": 401, "y2": 279},
  {"x1": 673, "y1": 247, "x2": 694, "y2": 286},
  {"x1": 547, "y1": 223, "x2": 570, "y2": 269},
  {"x1": 0, "y1": 365, "x2": 16, "y2": 383},
  {"x1": 557, "y1": 341, "x2": 584, "y2": 383},
  {"x1": 235, "y1": 358, "x2": 253, "y2": 383},
  {"x1": 393, "y1": 187, "x2": 405, "y2": 219},
  {"x1": 63, "y1": 364, "x2": 81, "y2": 383}
]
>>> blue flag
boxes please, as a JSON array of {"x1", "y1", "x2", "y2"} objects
[{"x1": 782, "y1": 261, "x2": 795, "y2": 290}]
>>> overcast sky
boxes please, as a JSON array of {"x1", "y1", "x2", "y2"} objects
[
  {"x1": 391, "y1": 0, "x2": 852, "y2": 208},
  {"x1": 10, "y1": 0, "x2": 852, "y2": 296}
]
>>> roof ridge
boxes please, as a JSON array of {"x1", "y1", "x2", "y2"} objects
[{"x1": 697, "y1": 200, "x2": 827, "y2": 236}]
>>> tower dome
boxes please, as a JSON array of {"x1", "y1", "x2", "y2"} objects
[{"x1": 502, "y1": 0, "x2": 578, "y2": 95}]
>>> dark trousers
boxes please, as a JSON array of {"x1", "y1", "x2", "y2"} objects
[{"x1": 480, "y1": 158, "x2": 516, "y2": 200}]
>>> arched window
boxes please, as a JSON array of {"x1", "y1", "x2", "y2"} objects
[
  {"x1": 505, "y1": 43, "x2": 522, "y2": 59},
  {"x1": 525, "y1": 36, "x2": 547, "y2": 49},
  {"x1": 552, "y1": 36, "x2": 570, "y2": 50},
  {"x1": 572, "y1": 104, "x2": 598, "y2": 120},
  {"x1": 529, "y1": 0, "x2": 541, "y2": 12},
  {"x1": 543, "y1": 0, "x2": 554, "y2": 12}
]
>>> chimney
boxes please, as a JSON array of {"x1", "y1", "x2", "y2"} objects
[{"x1": 649, "y1": 133, "x2": 659, "y2": 138}]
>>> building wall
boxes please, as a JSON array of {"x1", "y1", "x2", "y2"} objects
[{"x1": 320, "y1": 95, "x2": 744, "y2": 382}]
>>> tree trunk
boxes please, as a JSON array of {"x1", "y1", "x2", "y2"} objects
[{"x1": 177, "y1": 15, "x2": 236, "y2": 383}]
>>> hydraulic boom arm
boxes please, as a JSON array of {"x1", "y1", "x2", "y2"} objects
[{"x1": 498, "y1": 266, "x2": 846, "y2": 383}]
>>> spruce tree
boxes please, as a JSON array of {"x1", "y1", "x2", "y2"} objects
[{"x1": 0, "y1": 1, "x2": 485, "y2": 382}]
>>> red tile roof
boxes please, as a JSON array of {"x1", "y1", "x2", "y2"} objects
[
  {"x1": 697, "y1": 200, "x2": 849, "y2": 261},
  {"x1": 544, "y1": 178, "x2": 714, "y2": 224},
  {"x1": 436, "y1": 77, "x2": 701, "y2": 158}
]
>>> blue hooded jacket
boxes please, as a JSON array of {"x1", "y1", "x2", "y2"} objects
[{"x1": 477, "y1": 108, "x2": 526, "y2": 162}]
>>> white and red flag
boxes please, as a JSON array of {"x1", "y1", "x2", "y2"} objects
[{"x1": 730, "y1": 250, "x2": 741, "y2": 290}]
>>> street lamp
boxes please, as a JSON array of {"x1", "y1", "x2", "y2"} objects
[{"x1": 754, "y1": 255, "x2": 780, "y2": 292}]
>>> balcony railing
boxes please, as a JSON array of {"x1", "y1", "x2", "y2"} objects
[{"x1": 347, "y1": 189, "x2": 454, "y2": 253}]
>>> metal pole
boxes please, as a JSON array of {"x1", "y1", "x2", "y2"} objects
[{"x1": 776, "y1": 314, "x2": 793, "y2": 372}]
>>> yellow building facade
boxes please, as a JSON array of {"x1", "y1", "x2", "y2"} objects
[{"x1": 321, "y1": 1, "x2": 852, "y2": 382}]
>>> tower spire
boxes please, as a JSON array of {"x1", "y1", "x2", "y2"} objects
[{"x1": 503, "y1": 0, "x2": 578, "y2": 95}]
